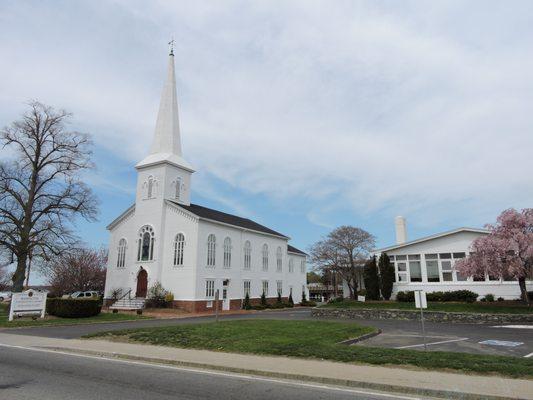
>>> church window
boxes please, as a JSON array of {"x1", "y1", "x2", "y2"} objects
[
  {"x1": 289, "y1": 258, "x2": 294, "y2": 273},
  {"x1": 137, "y1": 225, "x2": 155, "y2": 261},
  {"x1": 147, "y1": 176, "x2": 154, "y2": 199},
  {"x1": 205, "y1": 279, "x2": 215, "y2": 298},
  {"x1": 262, "y1": 280, "x2": 269, "y2": 296},
  {"x1": 276, "y1": 280, "x2": 283, "y2": 296},
  {"x1": 175, "y1": 178, "x2": 181, "y2": 200},
  {"x1": 276, "y1": 247, "x2": 282, "y2": 272},
  {"x1": 223, "y1": 237, "x2": 232, "y2": 268},
  {"x1": 117, "y1": 238, "x2": 127, "y2": 268},
  {"x1": 300, "y1": 259, "x2": 305, "y2": 273},
  {"x1": 243, "y1": 241, "x2": 251, "y2": 270},
  {"x1": 262, "y1": 244, "x2": 269, "y2": 271},
  {"x1": 173, "y1": 233, "x2": 185, "y2": 266},
  {"x1": 207, "y1": 234, "x2": 216, "y2": 267},
  {"x1": 243, "y1": 280, "x2": 251, "y2": 297}
]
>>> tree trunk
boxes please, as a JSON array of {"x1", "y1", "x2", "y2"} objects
[
  {"x1": 518, "y1": 276, "x2": 530, "y2": 306},
  {"x1": 12, "y1": 254, "x2": 27, "y2": 292}
]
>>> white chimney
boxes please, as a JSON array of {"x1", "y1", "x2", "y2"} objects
[{"x1": 395, "y1": 216, "x2": 407, "y2": 244}]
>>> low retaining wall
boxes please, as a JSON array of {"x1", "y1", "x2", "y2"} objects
[{"x1": 311, "y1": 308, "x2": 533, "y2": 324}]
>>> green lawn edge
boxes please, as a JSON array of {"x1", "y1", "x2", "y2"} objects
[
  {"x1": 85, "y1": 319, "x2": 533, "y2": 379},
  {"x1": 0, "y1": 303, "x2": 151, "y2": 328},
  {"x1": 320, "y1": 300, "x2": 533, "y2": 314}
]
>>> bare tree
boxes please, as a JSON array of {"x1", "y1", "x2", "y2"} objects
[
  {"x1": 309, "y1": 226, "x2": 375, "y2": 299},
  {"x1": 40, "y1": 247, "x2": 107, "y2": 296},
  {"x1": 0, "y1": 102, "x2": 98, "y2": 292},
  {"x1": 0, "y1": 259, "x2": 12, "y2": 291}
]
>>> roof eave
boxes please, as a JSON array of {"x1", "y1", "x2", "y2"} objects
[{"x1": 106, "y1": 204, "x2": 136, "y2": 231}]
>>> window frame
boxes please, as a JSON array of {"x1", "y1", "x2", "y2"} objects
[
  {"x1": 173, "y1": 233, "x2": 185, "y2": 267},
  {"x1": 223, "y1": 237, "x2": 232, "y2": 269},
  {"x1": 206, "y1": 234, "x2": 216, "y2": 267}
]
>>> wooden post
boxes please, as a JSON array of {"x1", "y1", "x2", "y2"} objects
[{"x1": 215, "y1": 289, "x2": 220, "y2": 322}]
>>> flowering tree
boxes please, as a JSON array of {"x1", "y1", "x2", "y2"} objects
[{"x1": 455, "y1": 209, "x2": 533, "y2": 305}]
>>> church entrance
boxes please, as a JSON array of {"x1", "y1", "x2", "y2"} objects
[{"x1": 136, "y1": 268, "x2": 148, "y2": 298}]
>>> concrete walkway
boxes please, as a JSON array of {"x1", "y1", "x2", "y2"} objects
[{"x1": 0, "y1": 332, "x2": 531, "y2": 400}]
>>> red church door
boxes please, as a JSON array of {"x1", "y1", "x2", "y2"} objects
[{"x1": 136, "y1": 269, "x2": 148, "y2": 298}]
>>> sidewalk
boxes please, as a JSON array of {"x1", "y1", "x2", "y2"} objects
[{"x1": 0, "y1": 331, "x2": 531, "y2": 400}]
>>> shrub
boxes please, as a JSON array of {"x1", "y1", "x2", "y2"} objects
[
  {"x1": 164, "y1": 292, "x2": 174, "y2": 303},
  {"x1": 301, "y1": 291, "x2": 307, "y2": 303},
  {"x1": 46, "y1": 298, "x2": 102, "y2": 318},
  {"x1": 497, "y1": 297, "x2": 504, "y2": 302},
  {"x1": 283, "y1": 301, "x2": 294, "y2": 308},
  {"x1": 277, "y1": 291, "x2": 282, "y2": 303},
  {"x1": 528, "y1": 291, "x2": 533, "y2": 301},
  {"x1": 288, "y1": 293, "x2": 294, "y2": 305},
  {"x1": 242, "y1": 292, "x2": 251, "y2": 310},
  {"x1": 378, "y1": 253, "x2": 395, "y2": 300},
  {"x1": 300, "y1": 300, "x2": 317, "y2": 307},
  {"x1": 260, "y1": 291, "x2": 267, "y2": 306},
  {"x1": 363, "y1": 256, "x2": 380, "y2": 300},
  {"x1": 397, "y1": 290, "x2": 478, "y2": 303},
  {"x1": 252, "y1": 304, "x2": 266, "y2": 310},
  {"x1": 110, "y1": 288, "x2": 123, "y2": 300},
  {"x1": 328, "y1": 297, "x2": 344, "y2": 304},
  {"x1": 357, "y1": 289, "x2": 367, "y2": 296},
  {"x1": 483, "y1": 294, "x2": 495, "y2": 302},
  {"x1": 146, "y1": 282, "x2": 172, "y2": 308}
]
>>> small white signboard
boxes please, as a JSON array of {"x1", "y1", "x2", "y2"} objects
[
  {"x1": 8, "y1": 289, "x2": 47, "y2": 321},
  {"x1": 414, "y1": 290, "x2": 427, "y2": 309},
  {"x1": 357, "y1": 295, "x2": 366, "y2": 302}
]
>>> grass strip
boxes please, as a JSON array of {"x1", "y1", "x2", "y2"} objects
[
  {"x1": 85, "y1": 319, "x2": 533, "y2": 378},
  {"x1": 321, "y1": 300, "x2": 533, "y2": 314}
]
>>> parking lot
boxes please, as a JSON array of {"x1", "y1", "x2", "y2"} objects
[{"x1": 355, "y1": 319, "x2": 533, "y2": 358}]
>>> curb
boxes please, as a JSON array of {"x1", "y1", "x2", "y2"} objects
[{"x1": 39, "y1": 345, "x2": 522, "y2": 400}]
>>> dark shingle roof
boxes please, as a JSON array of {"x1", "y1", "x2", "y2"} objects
[
  {"x1": 171, "y1": 201, "x2": 288, "y2": 238},
  {"x1": 288, "y1": 244, "x2": 307, "y2": 256}
]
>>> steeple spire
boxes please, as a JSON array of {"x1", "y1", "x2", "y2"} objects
[{"x1": 136, "y1": 49, "x2": 194, "y2": 172}]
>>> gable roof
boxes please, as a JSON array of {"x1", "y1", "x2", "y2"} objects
[
  {"x1": 375, "y1": 227, "x2": 490, "y2": 253},
  {"x1": 170, "y1": 201, "x2": 289, "y2": 239},
  {"x1": 288, "y1": 244, "x2": 307, "y2": 256}
]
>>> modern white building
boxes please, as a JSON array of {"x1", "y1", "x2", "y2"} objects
[
  {"x1": 104, "y1": 51, "x2": 307, "y2": 312},
  {"x1": 373, "y1": 216, "x2": 532, "y2": 300}
]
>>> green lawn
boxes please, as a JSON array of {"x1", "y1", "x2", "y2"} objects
[
  {"x1": 0, "y1": 303, "x2": 150, "y2": 328},
  {"x1": 86, "y1": 319, "x2": 533, "y2": 378},
  {"x1": 321, "y1": 300, "x2": 533, "y2": 314}
]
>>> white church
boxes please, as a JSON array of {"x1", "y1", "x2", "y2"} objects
[{"x1": 104, "y1": 51, "x2": 307, "y2": 312}]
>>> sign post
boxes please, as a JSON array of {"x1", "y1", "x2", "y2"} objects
[
  {"x1": 214, "y1": 289, "x2": 220, "y2": 322},
  {"x1": 9, "y1": 289, "x2": 47, "y2": 321},
  {"x1": 414, "y1": 290, "x2": 427, "y2": 351}
]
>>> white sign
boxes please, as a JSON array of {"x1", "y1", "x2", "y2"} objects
[
  {"x1": 8, "y1": 289, "x2": 47, "y2": 321},
  {"x1": 414, "y1": 290, "x2": 427, "y2": 309},
  {"x1": 357, "y1": 295, "x2": 366, "y2": 302}
]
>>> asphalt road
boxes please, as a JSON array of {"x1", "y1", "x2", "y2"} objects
[
  {"x1": 0, "y1": 345, "x2": 423, "y2": 400},
  {"x1": 3, "y1": 309, "x2": 532, "y2": 357}
]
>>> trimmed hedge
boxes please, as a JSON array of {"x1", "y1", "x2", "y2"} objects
[
  {"x1": 47, "y1": 298, "x2": 102, "y2": 318},
  {"x1": 396, "y1": 290, "x2": 478, "y2": 303}
]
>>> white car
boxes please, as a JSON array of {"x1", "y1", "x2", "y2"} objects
[
  {"x1": 65, "y1": 291, "x2": 100, "y2": 299},
  {"x1": 0, "y1": 291, "x2": 12, "y2": 302}
]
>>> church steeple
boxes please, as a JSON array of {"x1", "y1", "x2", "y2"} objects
[{"x1": 136, "y1": 50, "x2": 194, "y2": 172}]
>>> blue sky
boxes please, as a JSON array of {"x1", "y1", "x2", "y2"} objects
[{"x1": 1, "y1": 1, "x2": 532, "y2": 283}]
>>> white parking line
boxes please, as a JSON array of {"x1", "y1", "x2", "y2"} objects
[
  {"x1": 524, "y1": 352, "x2": 533, "y2": 358},
  {"x1": 395, "y1": 338, "x2": 469, "y2": 349},
  {"x1": 0, "y1": 342, "x2": 423, "y2": 400},
  {"x1": 491, "y1": 325, "x2": 533, "y2": 329}
]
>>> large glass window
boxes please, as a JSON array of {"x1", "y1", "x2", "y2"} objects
[
  {"x1": 243, "y1": 241, "x2": 251, "y2": 270},
  {"x1": 300, "y1": 259, "x2": 305, "y2": 273},
  {"x1": 289, "y1": 258, "x2": 294, "y2": 273},
  {"x1": 276, "y1": 247, "x2": 282, "y2": 272},
  {"x1": 207, "y1": 234, "x2": 216, "y2": 267},
  {"x1": 408, "y1": 255, "x2": 421, "y2": 282},
  {"x1": 137, "y1": 226, "x2": 155, "y2": 261},
  {"x1": 243, "y1": 280, "x2": 251, "y2": 297},
  {"x1": 426, "y1": 260, "x2": 440, "y2": 282},
  {"x1": 173, "y1": 233, "x2": 185, "y2": 266},
  {"x1": 276, "y1": 280, "x2": 283, "y2": 296},
  {"x1": 205, "y1": 279, "x2": 215, "y2": 298},
  {"x1": 223, "y1": 237, "x2": 232, "y2": 268},
  {"x1": 262, "y1": 280, "x2": 269, "y2": 296}
]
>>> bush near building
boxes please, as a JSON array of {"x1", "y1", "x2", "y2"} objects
[
  {"x1": 396, "y1": 290, "x2": 478, "y2": 303},
  {"x1": 47, "y1": 298, "x2": 102, "y2": 318}
]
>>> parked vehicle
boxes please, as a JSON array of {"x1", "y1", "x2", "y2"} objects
[
  {"x1": 63, "y1": 291, "x2": 100, "y2": 300},
  {"x1": 0, "y1": 291, "x2": 12, "y2": 302}
]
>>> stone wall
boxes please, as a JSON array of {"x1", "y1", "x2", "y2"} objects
[{"x1": 311, "y1": 307, "x2": 533, "y2": 324}]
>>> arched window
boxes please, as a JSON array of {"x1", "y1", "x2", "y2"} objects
[
  {"x1": 262, "y1": 244, "x2": 269, "y2": 271},
  {"x1": 147, "y1": 176, "x2": 154, "y2": 199},
  {"x1": 175, "y1": 178, "x2": 181, "y2": 200},
  {"x1": 243, "y1": 241, "x2": 251, "y2": 270},
  {"x1": 173, "y1": 233, "x2": 185, "y2": 266},
  {"x1": 276, "y1": 246, "x2": 282, "y2": 272},
  {"x1": 207, "y1": 234, "x2": 216, "y2": 267},
  {"x1": 137, "y1": 226, "x2": 155, "y2": 261},
  {"x1": 289, "y1": 258, "x2": 294, "y2": 273},
  {"x1": 300, "y1": 259, "x2": 305, "y2": 273},
  {"x1": 223, "y1": 237, "x2": 232, "y2": 268},
  {"x1": 117, "y1": 238, "x2": 127, "y2": 268}
]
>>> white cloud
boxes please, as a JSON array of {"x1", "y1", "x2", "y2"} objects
[{"x1": 1, "y1": 0, "x2": 532, "y2": 229}]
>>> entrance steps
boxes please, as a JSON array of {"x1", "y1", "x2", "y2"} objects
[{"x1": 109, "y1": 297, "x2": 146, "y2": 312}]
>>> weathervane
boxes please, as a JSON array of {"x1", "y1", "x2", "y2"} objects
[{"x1": 168, "y1": 37, "x2": 175, "y2": 56}]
